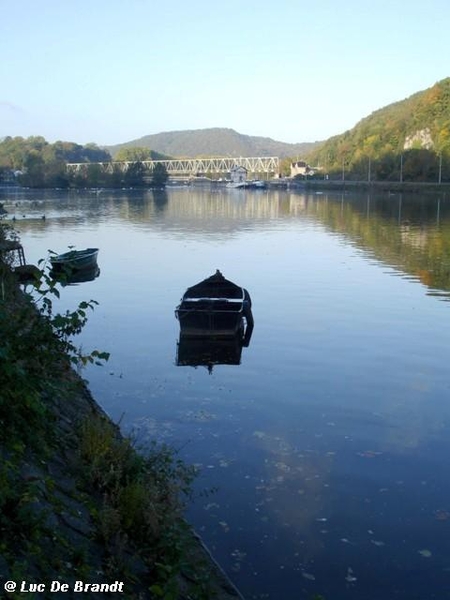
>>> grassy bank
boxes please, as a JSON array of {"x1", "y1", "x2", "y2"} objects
[{"x1": 0, "y1": 224, "x2": 243, "y2": 599}]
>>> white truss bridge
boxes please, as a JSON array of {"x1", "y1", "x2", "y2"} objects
[{"x1": 66, "y1": 156, "x2": 280, "y2": 176}]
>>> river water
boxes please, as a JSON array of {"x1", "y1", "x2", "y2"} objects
[{"x1": 3, "y1": 185, "x2": 450, "y2": 599}]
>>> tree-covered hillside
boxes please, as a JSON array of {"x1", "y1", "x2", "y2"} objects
[
  {"x1": 113, "y1": 147, "x2": 171, "y2": 161},
  {"x1": 306, "y1": 78, "x2": 450, "y2": 181},
  {"x1": 107, "y1": 128, "x2": 320, "y2": 159}
]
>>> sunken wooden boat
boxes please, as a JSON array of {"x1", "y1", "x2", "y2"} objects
[
  {"x1": 175, "y1": 270, "x2": 254, "y2": 339},
  {"x1": 50, "y1": 248, "x2": 99, "y2": 273}
]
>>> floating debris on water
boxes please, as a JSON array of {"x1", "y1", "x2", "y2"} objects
[
  {"x1": 345, "y1": 567, "x2": 357, "y2": 583},
  {"x1": 219, "y1": 521, "x2": 230, "y2": 532},
  {"x1": 434, "y1": 509, "x2": 450, "y2": 521},
  {"x1": 418, "y1": 549, "x2": 432, "y2": 558},
  {"x1": 231, "y1": 549, "x2": 247, "y2": 561},
  {"x1": 302, "y1": 572, "x2": 316, "y2": 581},
  {"x1": 275, "y1": 461, "x2": 291, "y2": 473},
  {"x1": 183, "y1": 409, "x2": 216, "y2": 422},
  {"x1": 357, "y1": 450, "x2": 383, "y2": 458}
]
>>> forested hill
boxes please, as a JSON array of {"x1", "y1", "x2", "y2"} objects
[
  {"x1": 107, "y1": 128, "x2": 321, "y2": 159},
  {"x1": 306, "y1": 77, "x2": 450, "y2": 177}
]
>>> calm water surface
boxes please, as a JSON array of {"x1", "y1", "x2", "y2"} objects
[{"x1": 4, "y1": 186, "x2": 450, "y2": 600}]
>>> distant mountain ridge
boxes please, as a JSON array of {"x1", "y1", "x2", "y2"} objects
[{"x1": 107, "y1": 128, "x2": 321, "y2": 159}]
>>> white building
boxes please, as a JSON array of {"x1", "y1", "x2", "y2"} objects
[
  {"x1": 230, "y1": 165, "x2": 248, "y2": 184},
  {"x1": 290, "y1": 161, "x2": 315, "y2": 178}
]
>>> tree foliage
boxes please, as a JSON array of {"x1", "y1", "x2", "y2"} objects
[
  {"x1": 0, "y1": 136, "x2": 111, "y2": 188},
  {"x1": 0, "y1": 136, "x2": 170, "y2": 188},
  {"x1": 107, "y1": 128, "x2": 319, "y2": 159},
  {"x1": 305, "y1": 78, "x2": 450, "y2": 182},
  {"x1": 150, "y1": 163, "x2": 169, "y2": 188},
  {"x1": 0, "y1": 136, "x2": 110, "y2": 170},
  {"x1": 0, "y1": 227, "x2": 109, "y2": 450},
  {"x1": 115, "y1": 147, "x2": 155, "y2": 161}
]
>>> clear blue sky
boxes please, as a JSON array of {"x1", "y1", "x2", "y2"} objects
[{"x1": 1, "y1": 0, "x2": 449, "y2": 146}]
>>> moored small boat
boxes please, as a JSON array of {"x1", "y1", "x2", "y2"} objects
[
  {"x1": 50, "y1": 248, "x2": 99, "y2": 273},
  {"x1": 175, "y1": 270, "x2": 253, "y2": 339}
]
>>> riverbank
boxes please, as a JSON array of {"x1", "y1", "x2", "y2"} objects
[
  {"x1": 301, "y1": 179, "x2": 450, "y2": 194},
  {"x1": 0, "y1": 234, "x2": 244, "y2": 599},
  {"x1": 184, "y1": 178, "x2": 450, "y2": 194}
]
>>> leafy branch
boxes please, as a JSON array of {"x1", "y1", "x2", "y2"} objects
[{"x1": 30, "y1": 257, "x2": 110, "y2": 368}]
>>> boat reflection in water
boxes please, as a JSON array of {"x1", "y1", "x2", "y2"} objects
[
  {"x1": 59, "y1": 267, "x2": 100, "y2": 286},
  {"x1": 175, "y1": 270, "x2": 254, "y2": 372},
  {"x1": 49, "y1": 266, "x2": 101, "y2": 286}
]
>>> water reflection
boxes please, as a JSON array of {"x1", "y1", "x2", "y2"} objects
[
  {"x1": 176, "y1": 332, "x2": 252, "y2": 372},
  {"x1": 4, "y1": 188, "x2": 450, "y2": 301},
  {"x1": 152, "y1": 189, "x2": 169, "y2": 212},
  {"x1": 53, "y1": 266, "x2": 101, "y2": 286},
  {"x1": 4, "y1": 186, "x2": 450, "y2": 600},
  {"x1": 176, "y1": 308, "x2": 254, "y2": 372},
  {"x1": 307, "y1": 191, "x2": 450, "y2": 299}
]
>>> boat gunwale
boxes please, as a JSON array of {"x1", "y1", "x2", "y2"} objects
[
  {"x1": 50, "y1": 248, "x2": 99, "y2": 262},
  {"x1": 180, "y1": 296, "x2": 244, "y2": 304}
]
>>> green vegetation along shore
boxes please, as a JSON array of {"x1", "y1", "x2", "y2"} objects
[
  {"x1": 0, "y1": 224, "x2": 244, "y2": 599},
  {"x1": 306, "y1": 78, "x2": 450, "y2": 182}
]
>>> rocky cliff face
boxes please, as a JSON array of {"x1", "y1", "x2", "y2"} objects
[{"x1": 404, "y1": 128, "x2": 434, "y2": 150}]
